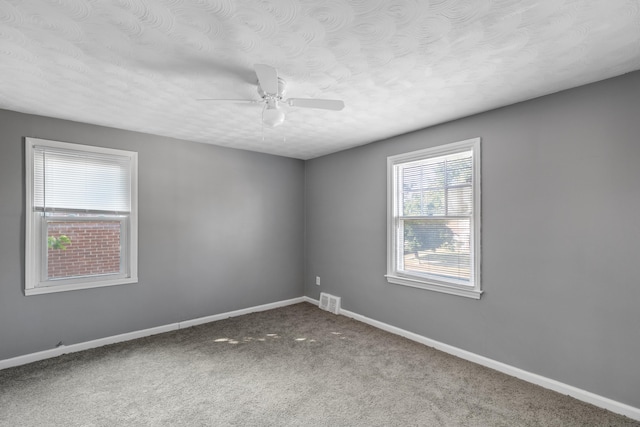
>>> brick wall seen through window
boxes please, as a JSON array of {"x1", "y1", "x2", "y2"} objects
[{"x1": 47, "y1": 222, "x2": 121, "y2": 279}]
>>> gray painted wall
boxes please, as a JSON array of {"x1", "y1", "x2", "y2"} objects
[
  {"x1": 305, "y1": 71, "x2": 640, "y2": 408},
  {"x1": 0, "y1": 110, "x2": 305, "y2": 360}
]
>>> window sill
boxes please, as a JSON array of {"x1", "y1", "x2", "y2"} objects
[
  {"x1": 25, "y1": 277, "x2": 138, "y2": 296},
  {"x1": 385, "y1": 274, "x2": 482, "y2": 300}
]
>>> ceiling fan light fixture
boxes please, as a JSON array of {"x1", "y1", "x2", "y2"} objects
[{"x1": 262, "y1": 106, "x2": 285, "y2": 127}]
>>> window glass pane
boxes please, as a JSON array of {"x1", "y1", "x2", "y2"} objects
[
  {"x1": 401, "y1": 218, "x2": 471, "y2": 282},
  {"x1": 446, "y1": 156, "x2": 472, "y2": 186},
  {"x1": 447, "y1": 186, "x2": 473, "y2": 216},
  {"x1": 47, "y1": 220, "x2": 123, "y2": 280},
  {"x1": 422, "y1": 189, "x2": 445, "y2": 216},
  {"x1": 402, "y1": 189, "x2": 445, "y2": 216},
  {"x1": 402, "y1": 161, "x2": 445, "y2": 190},
  {"x1": 402, "y1": 191, "x2": 422, "y2": 216},
  {"x1": 420, "y1": 161, "x2": 445, "y2": 188}
]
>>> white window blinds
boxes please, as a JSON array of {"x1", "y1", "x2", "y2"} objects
[
  {"x1": 397, "y1": 151, "x2": 474, "y2": 285},
  {"x1": 33, "y1": 145, "x2": 132, "y2": 213}
]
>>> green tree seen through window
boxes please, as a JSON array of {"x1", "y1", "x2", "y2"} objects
[{"x1": 47, "y1": 235, "x2": 71, "y2": 250}]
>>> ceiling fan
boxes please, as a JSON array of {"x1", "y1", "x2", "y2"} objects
[{"x1": 199, "y1": 64, "x2": 345, "y2": 127}]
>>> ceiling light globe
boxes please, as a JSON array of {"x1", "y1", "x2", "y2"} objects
[{"x1": 262, "y1": 107, "x2": 285, "y2": 127}]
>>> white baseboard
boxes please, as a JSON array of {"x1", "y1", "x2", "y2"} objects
[
  {"x1": 315, "y1": 300, "x2": 640, "y2": 422},
  {"x1": 0, "y1": 297, "x2": 305, "y2": 371},
  {"x1": 178, "y1": 297, "x2": 306, "y2": 328},
  {"x1": 3, "y1": 295, "x2": 637, "y2": 421},
  {"x1": 302, "y1": 295, "x2": 319, "y2": 305}
]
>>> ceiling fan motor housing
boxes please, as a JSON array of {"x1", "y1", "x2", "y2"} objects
[{"x1": 258, "y1": 77, "x2": 287, "y2": 99}]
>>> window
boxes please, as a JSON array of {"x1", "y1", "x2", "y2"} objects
[
  {"x1": 386, "y1": 138, "x2": 481, "y2": 299},
  {"x1": 25, "y1": 138, "x2": 138, "y2": 295}
]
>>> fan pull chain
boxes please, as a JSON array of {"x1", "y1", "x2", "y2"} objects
[
  {"x1": 260, "y1": 104, "x2": 267, "y2": 143},
  {"x1": 261, "y1": 105, "x2": 265, "y2": 142}
]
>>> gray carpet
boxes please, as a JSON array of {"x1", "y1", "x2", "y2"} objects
[{"x1": 0, "y1": 302, "x2": 637, "y2": 426}]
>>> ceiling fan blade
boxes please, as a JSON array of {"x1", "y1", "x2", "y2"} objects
[
  {"x1": 286, "y1": 98, "x2": 345, "y2": 111},
  {"x1": 197, "y1": 99, "x2": 259, "y2": 104},
  {"x1": 254, "y1": 64, "x2": 279, "y2": 95}
]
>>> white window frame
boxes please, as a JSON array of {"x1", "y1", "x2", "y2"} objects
[
  {"x1": 386, "y1": 138, "x2": 481, "y2": 299},
  {"x1": 25, "y1": 137, "x2": 138, "y2": 295}
]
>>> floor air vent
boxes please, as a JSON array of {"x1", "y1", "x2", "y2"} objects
[{"x1": 319, "y1": 292, "x2": 341, "y2": 315}]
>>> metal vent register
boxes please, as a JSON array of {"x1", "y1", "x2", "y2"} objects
[{"x1": 319, "y1": 293, "x2": 341, "y2": 315}]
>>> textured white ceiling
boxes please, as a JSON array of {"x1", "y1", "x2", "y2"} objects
[{"x1": 1, "y1": 0, "x2": 639, "y2": 159}]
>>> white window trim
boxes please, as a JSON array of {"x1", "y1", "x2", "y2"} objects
[
  {"x1": 25, "y1": 137, "x2": 138, "y2": 296},
  {"x1": 386, "y1": 137, "x2": 482, "y2": 299}
]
